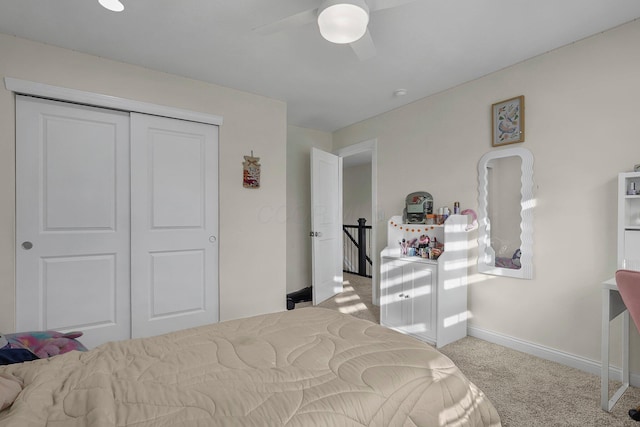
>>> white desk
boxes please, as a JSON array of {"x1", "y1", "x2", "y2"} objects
[{"x1": 601, "y1": 277, "x2": 630, "y2": 411}]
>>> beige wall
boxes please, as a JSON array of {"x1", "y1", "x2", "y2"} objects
[
  {"x1": 285, "y1": 125, "x2": 332, "y2": 294},
  {"x1": 343, "y1": 163, "x2": 372, "y2": 226},
  {"x1": 332, "y1": 20, "x2": 640, "y2": 369},
  {"x1": 0, "y1": 34, "x2": 287, "y2": 331}
]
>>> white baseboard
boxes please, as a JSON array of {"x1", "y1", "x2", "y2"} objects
[{"x1": 467, "y1": 326, "x2": 640, "y2": 387}]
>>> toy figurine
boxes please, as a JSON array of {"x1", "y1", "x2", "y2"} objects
[{"x1": 400, "y1": 239, "x2": 408, "y2": 255}]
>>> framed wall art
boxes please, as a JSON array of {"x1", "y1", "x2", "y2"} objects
[
  {"x1": 242, "y1": 151, "x2": 261, "y2": 189},
  {"x1": 492, "y1": 95, "x2": 524, "y2": 147}
]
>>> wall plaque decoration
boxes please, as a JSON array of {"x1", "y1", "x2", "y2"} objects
[
  {"x1": 243, "y1": 151, "x2": 261, "y2": 188},
  {"x1": 492, "y1": 95, "x2": 524, "y2": 147}
]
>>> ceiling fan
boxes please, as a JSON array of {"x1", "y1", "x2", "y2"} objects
[
  {"x1": 98, "y1": 0, "x2": 124, "y2": 12},
  {"x1": 254, "y1": 0, "x2": 418, "y2": 61}
]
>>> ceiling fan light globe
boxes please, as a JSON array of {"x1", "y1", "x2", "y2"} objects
[
  {"x1": 317, "y1": 1, "x2": 369, "y2": 44},
  {"x1": 98, "y1": 0, "x2": 124, "y2": 12}
]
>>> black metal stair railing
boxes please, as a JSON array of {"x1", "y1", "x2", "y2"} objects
[{"x1": 343, "y1": 218, "x2": 372, "y2": 278}]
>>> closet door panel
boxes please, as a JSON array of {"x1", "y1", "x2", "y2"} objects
[
  {"x1": 150, "y1": 250, "x2": 205, "y2": 318},
  {"x1": 43, "y1": 255, "x2": 117, "y2": 330},
  {"x1": 16, "y1": 96, "x2": 131, "y2": 348},
  {"x1": 44, "y1": 118, "x2": 117, "y2": 229},
  {"x1": 131, "y1": 113, "x2": 219, "y2": 339},
  {"x1": 151, "y1": 131, "x2": 204, "y2": 228}
]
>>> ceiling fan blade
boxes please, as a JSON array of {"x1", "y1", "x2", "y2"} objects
[
  {"x1": 350, "y1": 29, "x2": 377, "y2": 61},
  {"x1": 253, "y1": 8, "x2": 318, "y2": 35},
  {"x1": 367, "y1": 0, "x2": 418, "y2": 12}
]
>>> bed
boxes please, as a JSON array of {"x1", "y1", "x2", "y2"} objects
[{"x1": 0, "y1": 307, "x2": 501, "y2": 426}]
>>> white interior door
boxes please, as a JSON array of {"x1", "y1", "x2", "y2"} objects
[
  {"x1": 130, "y1": 113, "x2": 219, "y2": 338},
  {"x1": 16, "y1": 96, "x2": 131, "y2": 348},
  {"x1": 310, "y1": 148, "x2": 343, "y2": 304}
]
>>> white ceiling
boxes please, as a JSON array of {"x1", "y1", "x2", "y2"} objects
[{"x1": 1, "y1": 1, "x2": 639, "y2": 132}]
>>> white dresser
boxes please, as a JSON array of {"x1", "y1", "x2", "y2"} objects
[{"x1": 380, "y1": 214, "x2": 469, "y2": 348}]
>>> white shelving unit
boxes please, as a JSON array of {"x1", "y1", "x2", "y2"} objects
[
  {"x1": 380, "y1": 214, "x2": 469, "y2": 348},
  {"x1": 618, "y1": 172, "x2": 640, "y2": 268},
  {"x1": 600, "y1": 171, "x2": 640, "y2": 411}
]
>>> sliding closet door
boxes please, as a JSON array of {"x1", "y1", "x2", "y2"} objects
[
  {"x1": 130, "y1": 113, "x2": 219, "y2": 338},
  {"x1": 15, "y1": 96, "x2": 131, "y2": 348}
]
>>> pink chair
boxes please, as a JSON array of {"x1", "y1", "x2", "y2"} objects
[
  {"x1": 616, "y1": 270, "x2": 640, "y2": 334},
  {"x1": 615, "y1": 269, "x2": 640, "y2": 421}
]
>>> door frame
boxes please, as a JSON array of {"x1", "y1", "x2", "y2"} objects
[
  {"x1": 4, "y1": 77, "x2": 223, "y2": 126},
  {"x1": 335, "y1": 139, "x2": 378, "y2": 305}
]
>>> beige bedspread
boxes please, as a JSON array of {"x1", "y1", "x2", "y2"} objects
[{"x1": 0, "y1": 308, "x2": 500, "y2": 426}]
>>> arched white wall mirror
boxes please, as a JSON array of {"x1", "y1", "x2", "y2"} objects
[{"x1": 478, "y1": 147, "x2": 534, "y2": 279}]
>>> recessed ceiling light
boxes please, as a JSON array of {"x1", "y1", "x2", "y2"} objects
[
  {"x1": 394, "y1": 89, "x2": 408, "y2": 97},
  {"x1": 99, "y1": 0, "x2": 124, "y2": 12}
]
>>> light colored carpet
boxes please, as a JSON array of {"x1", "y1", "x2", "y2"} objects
[
  {"x1": 296, "y1": 274, "x2": 640, "y2": 426},
  {"x1": 295, "y1": 272, "x2": 379, "y2": 323},
  {"x1": 441, "y1": 336, "x2": 640, "y2": 426}
]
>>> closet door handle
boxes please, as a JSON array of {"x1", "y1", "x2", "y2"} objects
[
  {"x1": 21, "y1": 241, "x2": 33, "y2": 250},
  {"x1": 209, "y1": 235, "x2": 217, "y2": 243}
]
